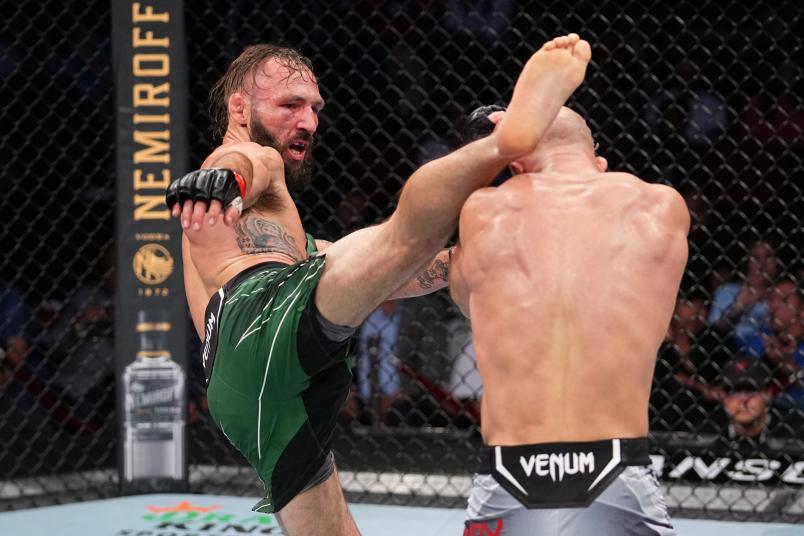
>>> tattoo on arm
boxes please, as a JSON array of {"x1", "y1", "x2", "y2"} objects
[
  {"x1": 416, "y1": 259, "x2": 449, "y2": 289},
  {"x1": 235, "y1": 215, "x2": 302, "y2": 260}
]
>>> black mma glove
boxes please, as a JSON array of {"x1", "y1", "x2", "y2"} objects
[
  {"x1": 165, "y1": 168, "x2": 247, "y2": 214},
  {"x1": 461, "y1": 104, "x2": 507, "y2": 145}
]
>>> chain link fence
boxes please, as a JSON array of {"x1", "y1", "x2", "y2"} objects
[
  {"x1": 1, "y1": 0, "x2": 803, "y2": 522},
  {"x1": 0, "y1": 0, "x2": 118, "y2": 508}
]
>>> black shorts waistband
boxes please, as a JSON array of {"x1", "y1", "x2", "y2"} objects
[
  {"x1": 478, "y1": 437, "x2": 650, "y2": 474},
  {"x1": 478, "y1": 437, "x2": 651, "y2": 509}
]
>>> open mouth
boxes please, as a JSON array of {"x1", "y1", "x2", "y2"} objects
[{"x1": 287, "y1": 140, "x2": 309, "y2": 160}]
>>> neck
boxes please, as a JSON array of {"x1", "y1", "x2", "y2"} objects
[
  {"x1": 223, "y1": 125, "x2": 250, "y2": 144},
  {"x1": 532, "y1": 146, "x2": 599, "y2": 175}
]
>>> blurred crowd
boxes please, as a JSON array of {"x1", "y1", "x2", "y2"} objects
[{"x1": 652, "y1": 239, "x2": 804, "y2": 448}]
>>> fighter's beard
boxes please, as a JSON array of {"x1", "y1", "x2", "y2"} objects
[{"x1": 249, "y1": 119, "x2": 315, "y2": 198}]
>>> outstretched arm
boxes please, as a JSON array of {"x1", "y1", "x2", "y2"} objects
[
  {"x1": 389, "y1": 248, "x2": 452, "y2": 299},
  {"x1": 387, "y1": 34, "x2": 592, "y2": 256},
  {"x1": 314, "y1": 34, "x2": 593, "y2": 328}
]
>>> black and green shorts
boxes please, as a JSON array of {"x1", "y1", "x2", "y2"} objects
[{"x1": 201, "y1": 255, "x2": 353, "y2": 513}]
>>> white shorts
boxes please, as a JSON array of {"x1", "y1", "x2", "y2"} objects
[{"x1": 464, "y1": 465, "x2": 675, "y2": 536}]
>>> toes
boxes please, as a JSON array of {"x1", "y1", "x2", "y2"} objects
[
  {"x1": 554, "y1": 35, "x2": 579, "y2": 49},
  {"x1": 573, "y1": 40, "x2": 592, "y2": 62},
  {"x1": 543, "y1": 34, "x2": 585, "y2": 53}
]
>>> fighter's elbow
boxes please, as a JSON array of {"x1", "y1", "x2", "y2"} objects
[{"x1": 496, "y1": 130, "x2": 541, "y2": 160}]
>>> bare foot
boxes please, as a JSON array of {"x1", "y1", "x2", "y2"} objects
[{"x1": 496, "y1": 33, "x2": 591, "y2": 158}]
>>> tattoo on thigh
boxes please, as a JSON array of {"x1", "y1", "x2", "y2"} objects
[
  {"x1": 416, "y1": 259, "x2": 449, "y2": 289},
  {"x1": 235, "y1": 216, "x2": 302, "y2": 260}
]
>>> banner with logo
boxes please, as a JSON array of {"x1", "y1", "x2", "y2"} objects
[
  {"x1": 1, "y1": 495, "x2": 285, "y2": 536},
  {"x1": 111, "y1": 0, "x2": 189, "y2": 491},
  {"x1": 0, "y1": 494, "x2": 473, "y2": 536}
]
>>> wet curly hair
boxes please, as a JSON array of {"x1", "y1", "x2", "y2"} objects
[{"x1": 208, "y1": 44, "x2": 314, "y2": 142}]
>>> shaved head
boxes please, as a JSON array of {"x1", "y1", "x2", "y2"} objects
[
  {"x1": 541, "y1": 107, "x2": 595, "y2": 149},
  {"x1": 508, "y1": 106, "x2": 606, "y2": 175}
]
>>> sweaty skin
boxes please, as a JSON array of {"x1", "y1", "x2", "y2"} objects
[
  {"x1": 179, "y1": 36, "x2": 590, "y2": 340},
  {"x1": 175, "y1": 35, "x2": 602, "y2": 536},
  {"x1": 451, "y1": 109, "x2": 690, "y2": 446},
  {"x1": 182, "y1": 140, "x2": 309, "y2": 337}
]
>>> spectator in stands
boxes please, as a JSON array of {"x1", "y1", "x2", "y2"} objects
[
  {"x1": 446, "y1": 315, "x2": 481, "y2": 428},
  {"x1": 40, "y1": 250, "x2": 115, "y2": 426},
  {"x1": 0, "y1": 282, "x2": 33, "y2": 386},
  {"x1": 761, "y1": 279, "x2": 804, "y2": 411},
  {"x1": 717, "y1": 356, "x2": 775, "y2": 442},
  {"x1": 708, "y1": 239, "x2": 778, "y2": 355},
  {"x1": 651, "y1": 294, "x2": 724, "y2": 433},
  {"x1": 355, "y1": 301, "x2": 405, "y2": 425},
  {"x1": 0, "y1": 283, "x2": 87, "y2": 435},
  {"x1": 706, "y1": 261, "x2": 734, "y2": 298}
]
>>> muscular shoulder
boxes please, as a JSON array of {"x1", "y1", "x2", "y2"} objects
[
  {"x1": 461, "y1": 186, "x2": 501, "y2": 220},
  {"x1": 604, "y1": 173, "x2": 689, "y2": 232},
  {"x1": 641, "y1": 182, "x2": 690, "y2": 235},
  {"x1": 202, "y1": 142, "x2": 281, "y2": 171}
]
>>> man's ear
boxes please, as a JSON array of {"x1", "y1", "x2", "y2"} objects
[
  {"x1": 229, "y1": 92, "x2": 248, "y2": 127},
  {"x1": 596, "y1": 156, "x2": 608, "y2": 172}
]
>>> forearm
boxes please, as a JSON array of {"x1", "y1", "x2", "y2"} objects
[
  {"x1": 389, "y1": 248, "x2": 451, "y2": 299},
  {"x1": 203, "y1": 150, "x2": 271, "y2": 209}
]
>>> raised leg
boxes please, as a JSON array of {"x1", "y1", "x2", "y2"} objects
[{"x1": 316, "y1": 34, "x2": 592, "y2": 328}]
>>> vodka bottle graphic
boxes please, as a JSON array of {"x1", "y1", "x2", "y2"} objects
[{"x1": 123, "y1": 309, "x2": 186, "y2": 481}]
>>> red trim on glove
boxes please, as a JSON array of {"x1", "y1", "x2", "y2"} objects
[{"x1": 234, "y1": 172, "x2": 247, "y2": 199}]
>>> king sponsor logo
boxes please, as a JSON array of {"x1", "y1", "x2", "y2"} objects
[{"x1": 111, "y1": 499, "x2": 283, "y2": 535}]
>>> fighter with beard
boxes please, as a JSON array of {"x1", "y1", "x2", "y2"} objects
[{"x1": 166, "y1": 40, "x2": 589, "y2": 535}]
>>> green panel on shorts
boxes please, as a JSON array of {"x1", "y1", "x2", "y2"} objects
[{"x1": 205, "y1": 256, "x2": 327, "y2": 500}]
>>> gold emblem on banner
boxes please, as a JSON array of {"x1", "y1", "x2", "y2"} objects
[{"x1": 133, "y1": 243, "x2": 173, "y2": 285}]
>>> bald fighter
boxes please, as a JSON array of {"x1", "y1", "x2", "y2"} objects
[
  {"x1": 452, "y1": 40, "x2": 689, "y2": 535},
  {"x1": 166, "y1": 36, "x2": 588, "y2": 536}
]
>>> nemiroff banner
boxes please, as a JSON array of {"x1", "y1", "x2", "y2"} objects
[{"x1": 112, "y1": 0, "x2": 189, "y2": 492}]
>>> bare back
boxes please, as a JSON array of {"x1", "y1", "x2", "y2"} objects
[{"x1": 451, "y1": 171, "x2": 689, "y2": 445}]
